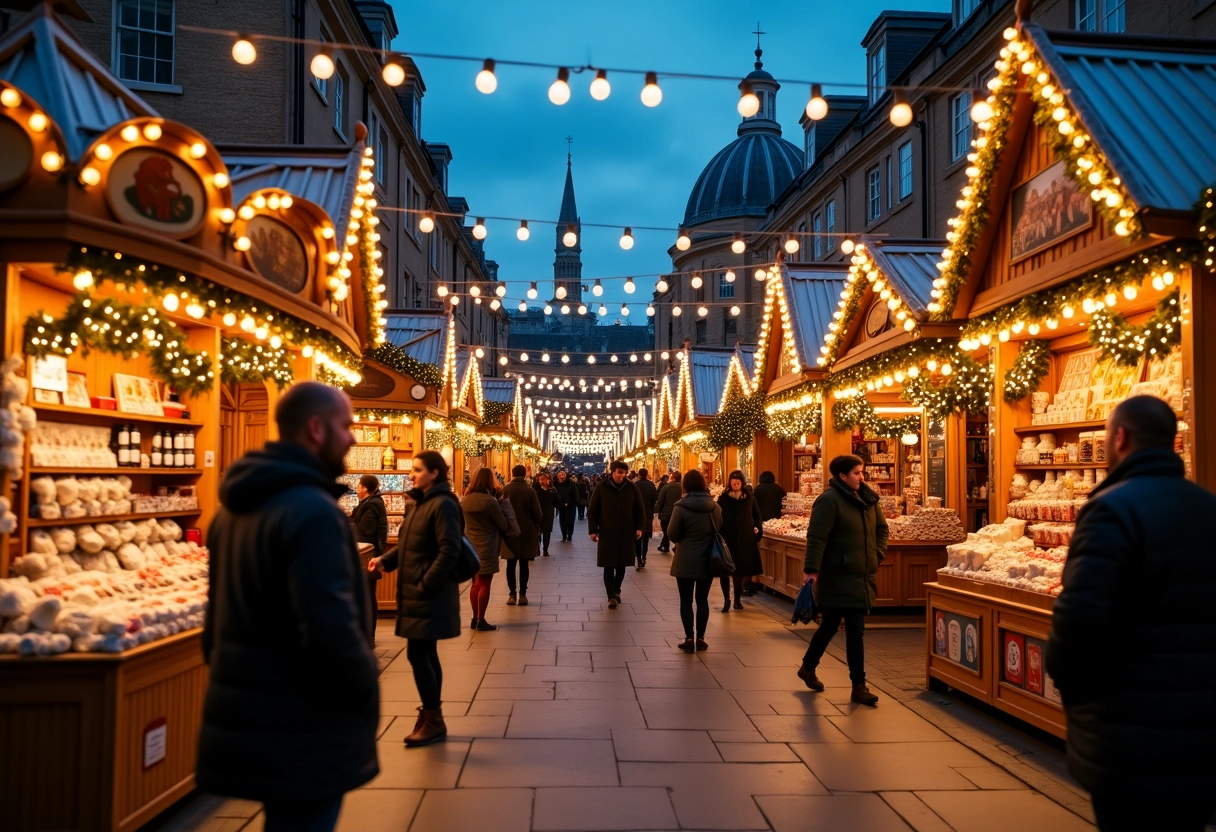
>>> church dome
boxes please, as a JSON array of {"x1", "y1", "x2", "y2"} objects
[
  {"x1": 682, "y1": 132, "x2": 802, "y2": 227},
  {"x1": 682, "y1": 47, "x2": 802, "y2": 228}
]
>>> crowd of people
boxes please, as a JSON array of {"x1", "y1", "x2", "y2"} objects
[{"x1": 197, "y1": 383, "x2": 1216, "y2": 832}]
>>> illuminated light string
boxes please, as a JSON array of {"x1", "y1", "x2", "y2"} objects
[{"x1": 817, "y1": 242, "x2": 917, "y2": 368}]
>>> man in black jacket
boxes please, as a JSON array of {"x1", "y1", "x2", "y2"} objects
[
  {"x1": 199, "y1": 382, "x2": 378, "y2": 832},
  {"x1": 1046, "y1": 396, "x2": 1216, "y2": 832},
  {"x1": 634, "y1": 468, "x2": 658, "y2": 568},
  {"x1": 654, "y1": 470, "x2": 682, "y2": 553},
  {"x1": 588, "y1": 460, "x2": 645, "y2": 607},
  {"x1": 554, "y1": 469, "x2": 579, "y2": 542},
  {"x1": 351, "y1": 474, "x2": 388, "y2": 616},
  {"x1": 753, "y1": 470, "x2": 786, "y2": 522}
]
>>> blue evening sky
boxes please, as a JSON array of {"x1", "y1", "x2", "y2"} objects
[{"x1": 390, "y1": 0, "x2": 946, "y2": 313}]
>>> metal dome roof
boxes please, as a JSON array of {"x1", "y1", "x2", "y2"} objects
[{"x1": 683, "y1": 131, "x2": 802, "y2": 227}]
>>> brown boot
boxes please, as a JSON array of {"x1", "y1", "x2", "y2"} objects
[
  {"x1": 404, "y1": 707, "x2": 447, "y2": 747},
  {"x1": 851, "y1": 684, "x2": 879, "y2": 706},
  {"x1": 797, "y1": 665, "x2": 825, "y2": 691}
]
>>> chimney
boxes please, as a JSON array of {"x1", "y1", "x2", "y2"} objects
[
  {"x1": 426, "y1": 143, "x2": 453, "y2": 195},
  {"x1": 354, "y1": 1, "x2": 398, "y2": 51}
]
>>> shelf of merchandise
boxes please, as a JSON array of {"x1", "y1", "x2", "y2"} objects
[
  {"x1": 26, "y1": 509, "x2": 201, "y2": 527},
  {"x1": 346, "y1": 469, "x2": 408, "y2": 475},
  {"x1": 30, "y1": 468, "x2": 204, "y2": 475},
  {"x1": 32, "y1": 403, "x2": 203, "y2": 428},
  {"x1": 1012, "y1": 464, "x2": 1103, "y2": 470}
]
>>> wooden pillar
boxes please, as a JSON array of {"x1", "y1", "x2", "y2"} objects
[
  {"x1": 185, "y1": 324, "x2": 221, "y2": 537},
  {"x1": 990, "y1": 340, "x2": 1026, "y2": 523},
  {"x1": 1182, "y1": 264, "x2": 1214, "y2": 489},
  {"x1": 822, "y1": 391, "x2": 854, "y2": 469}
]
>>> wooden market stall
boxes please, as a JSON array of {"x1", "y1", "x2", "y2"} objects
[
  {"x1": 921, "y1": 23, "x2": 1216, "y2": 737},
  {"x1": 0, "y1": 8, "x2": 385, "y2": 828}
]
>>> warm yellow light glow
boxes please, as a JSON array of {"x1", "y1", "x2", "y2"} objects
[
  {"x1": 475, "y1": 59, "x2": 497, "y2": 94},
  {"x1": 640, "y1": 72, "x2": 662, "y2": 107},
  {"x1": 40, "y1": 151, "x2": 63, "y2": 172},
  {"x1": 590, "y1": 69, "x2": 611, "y2": 100},
  {"x1": 142, "y1": 123, "x2": 162, "y2": 141},
  {"x1": 806, "y1": 84, "x2": 828, "y2": 120},
  {"x1": 79, "y1": 166, "x2": 101, "y2": 186},
  {"x1": 232, "y1": 37, "x2": 257, "y2": 65},
  {"x1": 28, "y1": 112, "x2": 48, "y2": 132},
  {"x1": 0, "y1": 88, "x2": 20, "y2": 108},
  {"x1": 382, "y1": 60, "x2": 406, "y2": 87},
  {"x1": 120, "y1": 125, "x2": 139, "y2": 143},
  {"x1": 212, "y1": 172, "x2": 229, "y2": 188},
  {"x1": 549, "y1": 68, "x2": 571, "y2": 105}
]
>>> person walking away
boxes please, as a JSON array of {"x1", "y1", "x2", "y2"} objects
[
  {"x1": 1046, "y1": 396, "x2": 1216, "y2": 832},
  {"x1": 667, "y1": 470, "x2": 721, "y2": 653},
  {"x1": 369, "y1": 451, "x2": 462, "y2": 746},
  {"x1": 554, "y1": 469, "x2": 579, "y2": 542},
  {"x1": 655, "y1": 470, "x2": 682, "y2": 553},
  {"x1": 501, "y1": 465, "x2": 542, "y2": 605},
  {"x1": 588, "y1": 460, "x2": 645, "y2": 608},
  {"x1": 533, "y1": 471, "x2": 558, "y2": 556},
  {"x1": 350, "y1": 474, "x2": 388, "y2": 629},
  {"x1": 576, "y1": 473, "x2": 590, "y2": 520},
  {"x1": 753, "y1": 470, "x2": 786, "y2": 523},
  {"x1": 634, "y1": 468, "x2": 658, "y2": 569},
  {"x1": 461, "y1": 468, "x2": 508, "y2": 632},
  {"x1": 199, "y1": 382, "x2": 377, "y2": 831},
  {"x1": 797, "y1": 455, "x2": 887, "y2": 706},
  {"x1": 717, "y1": 470, "x2": 762, "y2": 611}
]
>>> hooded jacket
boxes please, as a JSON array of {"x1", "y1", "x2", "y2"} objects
[
  {"x1": 1046, "y1": 448, "x2": 1216, "y2": 797},
  {"x1": 667, "y1": 491, "x2": 723, "y2": 580},
  {"x1": 655, "y1": 480, "x2": 683, "y2": 524},
  {"x1": 198, "y1": 442, "x2": 379, "y2": 802},
  {"x1": 802, "y1": 477, "x2": 889, "y2": 610}
]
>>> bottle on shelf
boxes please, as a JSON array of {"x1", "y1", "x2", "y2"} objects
[
  {"x1": 116, "y1": 424, "x2": 131, "y2": 467},
  {"x1": 129, "y1": 423, "x2": 141, "y2": 466},
  {"x1": 173, "y1": 431, "x2": 186, "y2": 468},
  {"x1": 151, "y1": 431, "x2": 163, "y2": 468},
  {"x1": 382, "y1": 445, "x2": 396, "y2": 471}
]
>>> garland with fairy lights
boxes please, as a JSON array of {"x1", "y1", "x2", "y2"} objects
[
  {"x1": 364, "y1": 343, "x2": 443, "y2": 388},
  {"x1": 354, "y1": 408, "x2": 413, "y2": 424},
  {"x1": 903, "y1": 353, "x2": 994, "y2": 420},
  {"x1": 482, "y1": 400, "x2": 514, "y2": 426},
  {"x1": 356, "y1": 184, "x2": 388, "y2": 347},
  {"x1": 706, "y1": 388, "x2": 766, "y2": 451},
  {"x1": 59, "y1": 247, "x2": 362, "y2": 384},
  {"x1": 1088, "y1": 290, "x2": 1181, "y2": 367},
  {"x1": 1003, "y1": 340, "x2": 1051, "y2": 403},
  {"x1": 763, "y1": 384, "x2": 822, "y2": 443},
  {"x1": 424, "y1": 417, "x2": 480, "y2": 454},
  {"x1": 1200, "y1": 185, "x2": 1216, "y2": 268},
  {"x1": 831, "y1": 396, "x2": 921, "y2": 439},
  {"x1": 959, "y1": 243, "x2": 1193, "y2": 347},
  {"x1": 24, "y1": 294, "x2": 214, "y2": 396},
  {"x1": 825, "y1": 339, "x2": 963, "y2": 394},
  {"x1": 819, "y1": 271, "x2": 867, "y2": 368},
  {"x1": 221, "y1": 337, "x2": 294, "y2": 389},
  {"x1": 930, "y1": 27, "x2": 1141, "y2": 320}
]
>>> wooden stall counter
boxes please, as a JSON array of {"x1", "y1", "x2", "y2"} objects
[
  {"x1": 926, "y1": 575, "x2": 1065, "y2": 738},
  {"x1": 0, "y1": 630, "x2": 207, "y2": 832},
  {"x1": 757, "y1": 534, "x2": 948, "y2": 609}
]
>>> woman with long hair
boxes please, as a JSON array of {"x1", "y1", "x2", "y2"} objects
[
  {"x1": 666, "y1": 469, "x2": 722, "y2": 652},
  {"x1": 533, "y1": 471, "x2": 558, "y2": 556},
  {"x1": 717, "y1": 470, "x2": 763, "y2": 612},
  {"x1": 462, "y1": 467, "x2": 508, "y2": 631},
  {"x1": 797, "y1": 454, "x2": 888, "y2": 707},
  {"x1": 370, "y1": 450, "x2": 462, "y2": 745}
]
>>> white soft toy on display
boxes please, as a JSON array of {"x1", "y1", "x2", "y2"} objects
[
  {"x1": 102, "y1": 551, "x2": 120, "y2": 572},
  {"x1": 0, "y1": 495, "x2": 15, "y2": 535},
  {"x1": 28, "y1": 595, "x2": 62, "y2": 631},
  {"x1": 11, "y1": 553, "x2": 61, "y2": 582},
  {"x1": 0, "y1": 357, "x2": 34, "y2": 479},
  {"x1": 59, "y1": 553, "x2": 82, "y2": 574},
  {"x1": 116, "y1": 543, "x2": 144, "y2": 570},
  {"x1": 94, "y1": 523, "x2": 122, "y2": 550},
  {"x1": 158, "y1": 519, "x2": 183, "y2": 541},
  {"x1": 76, "y1": 525, "x2": 105, "y2": 554},
  {"x1": 72, "y1": 551, "x2": 106, "y2": 572},
  {"x1": 84, "y1": 499, "x2": 103, "y2": 517},
  {"x1": 55, "y1": 477, "x2": 80, "y2": 506},
  {"x1": 144, "y1": 519, "x2": 162, "y2": 543},
  {"x1": 29, "y1": 529, "x2": 56, "y2": 555},
  {"x1": 114, "y1": 520, "x2": 137, "y2": 543},
  {"x1": 0, "y1": 579, "x2": 37, "y2": 617},
  {"x1": 37, "y1": 501, "x2": 61, "y2": 520},
  {"x1": 0, "y1": 632, "x2": 19, "y2": 653},
  {"x1": 4, "y1": 614, "x2": 31, "y2": 634},
  {"x1": 77, "y1": 478, "x2": 100, "y2": 502},
  {"x1": 49, "y1": 527, "x2": 76, "y2": 554},
  {"x1": 61, "y1": 501, "x2": 86, "y2": 519},
  {"x1": 132, "y1": 521, "x2": 152, "y2": 544},
  {"x1": 31, "y1": 476, "x2": 56, "y2": 504}
]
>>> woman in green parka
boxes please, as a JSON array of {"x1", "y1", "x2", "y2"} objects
[{"x1": 797, "y1": 454, "x2": 888, "y2": 706}]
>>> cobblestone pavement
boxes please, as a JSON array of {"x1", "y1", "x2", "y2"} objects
[{"x1": 152, "y1": 523, "x2": 1097, "y2": 832}]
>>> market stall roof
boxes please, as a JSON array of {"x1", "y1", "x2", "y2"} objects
[
  {"x1": 1025, "y1": 25, "x2": 1216, "y2": 218},
  {"x1": 784, "y1": 264, "x2": 850, "y2": 367},
  {"x1": 0, "y1": 3, "x2": 155, "y2": 161},
  {"x1": 482, "y1": 378, "x2": 515, "y2": 404},
  {"x1": 383, "y1": 312, "x2": 448, "y2": 366},
  {"x1": 862, "y1": 239, "x2": 943, "y2": 320},
  {"x1": 222, "y1": 145, "x2": 363, "y2": 243},
  {"x1": 689, "y1": 347, "x2": 756, "y2": 418}
]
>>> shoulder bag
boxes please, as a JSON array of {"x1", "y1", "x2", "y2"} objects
[{"x1": 707, "y1": 510, "x2": 736, "y2": 578}]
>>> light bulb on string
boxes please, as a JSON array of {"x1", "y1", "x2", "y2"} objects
[
  {"x1": 578, "y1": 304, "x2": 588, "y2": 315},
  {"x1": 232, "y1": 35, "x2": 257, "y2": 65},
  {"x1": 450, "y1": 295, "x2": 460, "y2": 306},
  {"x1": 690, "y1": 273, "x2": 703, "y2": 290},
  {"x1": 754, "y1": 269, "x2": 767, "y2": 281},
  {"x1": 527, "y1": 282, "x2": 538, "y2": 299},
  {"x1": 310, "y1": 49, "x2": 335, "y2": 80},
  {"x1": 437, "y1": 284, "x2": 449, "y2": 297},
  {"x1": 560, "y1": 304, "x2": 570, "y2": 314},
  {"x1": 543, "y1": 304, "x2": 553, "y2": 315},
  {"x1": 619, "y1": 227, "x2": 634, "y2": 250},
  {"x1": 840, "y1": 238, "x2": 856, "y2": 254},
  {"x1": 784, "y1": 236, "x2": 800, "y2": 254},
  {"x1": 589, "y1": 68, "x2": 611, "y2": 100},
  {"x1": 499, "y1": 355, "x2": 509, "y2": 366},
  {"x1": 472, "y1": 217, "x2": 487, "y2": 240},
  {"x1": 561, "y1": 354, "x2": 570, "y2": 363},
  {"x1": 697, "y1": 306, "x2": 709, "y2": 317},
  {"x1": 646, "y1": 305, "x2": 655, "y2": 317},
  {"x1": 382, "y1": 55, "x2": 406, "y2": 86},
  {"x1": 419, "y1": 213, "x2": 435, "y2": 233},
  {"x1": 805, "y1": 83, "x2": 828, "y2": 120},
  {"x1": 549, "y1": 67, "x2": 571, "y2": 105},
  {"x1": 731, "y1": 234, "x2": 746, "y2": 254},
  {"x1": 475, "y1": 59, "x2": 497, "y2": 93},
  {"x1": 970, "y1": 93, "x2": 994, "y2": 123},
  {"x1": 518, "y1": 300, "x2": 528, "y2": 312},
  {"x1": 598, "y1": 304, "x2": 608, "y2": 317},
  {"x1": 676, "y1": 229, "x2": 691, "y2": 251},
  {"x1": 592, "y1": 279, "x2": 604, "y2": 297},
  {"x1": 730, "y1": 305, "x2": 741, "y2": 316},
  {"x1": 519, "y1": 352, "x2": 529, "y2": 362},
  {"x1": 640, "y1": 71, "x2": 662, "y2": 107},
  {"x1": 724, "y1": 270, "x2": 736, "y2": 283},
  {"x1": 620, "y1": 304, "x2": 630, "y2": 316},
  {"x1": 623, "y1": 277, "x2": 636, "y2": 294},
  {"x1": 517, "y1": 220, "x2": 530, "y2": 241},
  {"x1": 563, "y1": 224, "x2": 578, "y2": 247},
  {"x1": 889, "y1": 89, "x2": 913, "y2": 127},
  {"x1": 737, "y1": 81, "x2": 760, "y2": 117},
  {"x1": 655, "y1": 279, "x2": 669, "y2": 293},
  {"x1": 672, "y1": 305, "x2": 682, "y2": 317}
]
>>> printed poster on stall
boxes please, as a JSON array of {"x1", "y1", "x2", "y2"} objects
[
  {"x1": 1001, "y1": 630, "x2": 1062, "y2": 706},
  {"x1": 932, "y1": 608, "x2": 980, "y2": 672}
]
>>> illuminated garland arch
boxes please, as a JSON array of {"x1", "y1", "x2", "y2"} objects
[
  {"x1": 831, "y1": 396, "x2": 921, "y2": 439},
  {"x1": 1088, "y1": 290, "x2": 1181, "y2": 367},
  {"x1": 1003, "y1": 340, "x2": 1051, "y2": 403}
]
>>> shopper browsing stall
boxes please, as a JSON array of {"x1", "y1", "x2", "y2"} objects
[{"x1": 717, "y1": 470, "x2": 762, "y2": 611}]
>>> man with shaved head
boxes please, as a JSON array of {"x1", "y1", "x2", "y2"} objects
[
  {"x1": 198, "y1": 381, "x2": 379, "y2": 831},
  {"x1": 1047, "y1": 395, "x2": 1216, "y2": 831}
]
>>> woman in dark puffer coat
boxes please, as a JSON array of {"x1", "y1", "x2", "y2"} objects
[
  {"x1": 667, "y1": 470, "x2": 722, "y2": 653},
  {"x1": 717, "y1": 470, "x2": 763, "y2": 612},
  {"x1": 372, "y1": 451, "x2": 462, "y2": 747}
]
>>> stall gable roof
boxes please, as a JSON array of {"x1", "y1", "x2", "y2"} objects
[
  {"x1": 222, "y1": 144, "x2": 362, "y2": 240},
  {"x1": 783, "y1": 264, "x2": 849, "y2": 368},
  {"x1": 0, "y1": 4, "x2": 157, "y2": 161},
  {"x1": 383, "y1": 312, "x2": 447, "y2": 366},
  {"x1": 482, "y1": 378, "x2": 515, "y2": 404},
  {"x1": 1027, "y1": 25, "x2": 1216, "y2": 215},
  {"x1": 689, "y1": 347, "x2": 756, "y2": 418},
  {"x1": 864, "y1": 239, "x2": 946, "y2": 320}
]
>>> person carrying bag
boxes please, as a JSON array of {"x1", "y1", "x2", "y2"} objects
[{"x1": 666, "y1": 470, "x2": 722, "y2": 653}]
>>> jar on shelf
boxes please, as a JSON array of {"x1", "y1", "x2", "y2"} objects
[{"x1": 1079, "y1": 432, "x2": 1094, "y2": 464}]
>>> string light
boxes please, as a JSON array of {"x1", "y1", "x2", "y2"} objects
[
  {"x1": 549, "y1": 67, "x2": 571, "y2": 105},
  {"x1": 619, "y1": 227, "x2": 635, "y2": 250},
  {"x1": 311, "y1": 49, "x2": 335, "y2": 79},
  {"x1": 590, "y1": 68, "x2": 611, "y2": 100},
  {"x1": 232, "y1": 35, "x2": 256, "y2": 65},
  {"x1": 690, "y1": 273, "x2": 703, "y2": 289},
  {"x1": 731, "y1": 234, "x2": 746, "y2": 254},
  {"x1": 382, "y1": 55, "x2": 406, "y2": 86},
  {"x1": 419, "y1": 212, "x2": 435, "y2": 233},
  {"x1": 655, "y1": 278, "x2": 669, "y2": 293},
  {"x1": 784, "y1": 235, "x2": 800, "y2": 254},
  {"x1": 737, "y1": 80, "x2": 760, "y2": 117},
  {"x1": 563, "y1": 224, "x2": 578, "y2": 247},
  {"x1": 475, "y1": 58, "x2": 497, "y2": 93},
  {"x1": 676, "y1": 229, "x2": 691, "y2": 251},
  {"x1": 555, "y1": 284, "x2": 567, "y2": 299},
  {"x1": 889, "y1": 89, "x2": 913, "y2": 127},
  {"x1": 724, "y1": 270, "x2": 735, "y2": 283},
  {"x1": 623, "y1": 277, "x2": 636, "y2": 294},
  {"x1": 527, "y1": 282, "x2": 538, "y2": 299},
  {"x1": 806, "y1": 83, "x2": 828, "y2": 120},
  {"x1": 517, "y1": 220, "x2": 530, "y2": 241},
  {"x1": 592, "y1": 279, "x2": 604, "y2": 297},
  {"x1": 472, "y1": 217, "x2": 487, "y2": 240},
  {"x1": 640, "y1": 71, "x2": 662, "y2": 107}
]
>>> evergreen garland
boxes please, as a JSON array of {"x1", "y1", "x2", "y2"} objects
[
  {"x1": 1088, "y1": 290, "x2": 1181, "y2": 366},
  {"x1": 763, "y1": 384, "x2": 822, "y2": 443},
  {"x1": 481, "y1": 400, "x2": 513, "y2": 426},
  {"x1": 831, "y1": 396, "x2": 921, "y2": 439},
  {"x1": 24, "y1": 294, "x2": 215, "y2": 396},
  {"x1": 1003, "y1": 340, "x2": 1051, "y2": 402},
  {"x1": 221, "y1": 337, "x2": 294, "y2": 389},
  {"x1": 825, "y1": 340, "x2": 962, "y2": 393},
  {"x1": 903, "y1": 353, "x2": 994, "y2": 419},
  {"x1": 706, "y1": 388, "x2": 766, "y2": 451},
  {"x1": 364, "y1": 343, "x2": 443, "y2": 388}
]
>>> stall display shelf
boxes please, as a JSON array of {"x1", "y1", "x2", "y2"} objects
[
  {"x1": 26, "y1": 509, "x2": 201, "y2": 527},
  {"x1": 29, "y1": 467, "x2": 204, "y2": 476},
  {"x1": 32, "y1": 403, "x2": 203, "y2": 428},
  {"x1": 347, "y1": 469, "x2": 406, "y2": 475},
  {"x1": 1013, "y1": 464, "x2": 1105, "y2": 470}
]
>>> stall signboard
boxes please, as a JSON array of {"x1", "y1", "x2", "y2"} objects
[
  {"x1": 1001, "y1": 630, "x2": 1062, "y2": 706},
  {"x1": 932, "y1": 608, "x2": 980, "y2": 672}
]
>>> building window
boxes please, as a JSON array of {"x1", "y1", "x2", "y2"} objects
[
  {"x1": 898, "y1": 141, "x2": 913, "y2": 200},
  {"x1": 867, "y1": 167, "x2": 881, "y2": 223},
  {"x1": 376, "y1": 127, "x2": 387, "y2": 185},
  {"x1": 724, "y1": 315, "x2": 737, "y2": 343},
  {"x1": 1077, "y1": 0, "x2": 1125, "y2": 32},
  {"x1": 115, "y1": 0, "x2": 175, "y2": 87},
  {"x1": 718, "y1": 272, "x2": 735, "y2": 299},
  {"x1": 313, "y1": 31, "x2": 329, "y2": 98},
  {"x1": 951, "y1": 92, "x2": 972, "y2": 161},
  {"x1": 955, "y1": 0, "x2": 980, "y2": 24},
  {"x1": 812, "y1": 212, "x2": 823, "y2": 259},
  {"x1": 334, "y1": 66, "x2": 348, "y2": 137},
  {"x1": 805, "y1": 124, "x2": 816, "y2": 169},
  {"x1": 885, "y1": 156, "x2": 892, "y2": 211},
  {"x1": 826, "y1": 199, "x2": 836, "y2": 245},
  {"x1": 868, "y1": 43, "x2": 886, "y2": 105},
  {"x1": 695, "y1": 320, "x2": 707, "y2": 345}
]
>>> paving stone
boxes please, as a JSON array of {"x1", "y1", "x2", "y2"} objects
[
  {"x1": 730, "y1": 690, "x2": 843, "y2": 716},
  {"x1": 827, "y1": 701, "x2": 953, "y2": 743},
  {"x1": 365, "y1": 741, "x2": 470, "y2": 790},
  {"x1": 636, "y1": 688, "x2": 755, "y2": 731},
  {"x1": 748, "y1": 715, "x2": 852, "y2": 743},
  {"x1": 612, "y1": 728, "x2": 721, "y2": 762},
  {"x1": 716, "y1": 742, "x2": 800, "y2": 762},
  {"x1": 533, "y1": 787, "x2": 679, "y2": 831},
  {"x1": 954, "y1": 765, "x2": 1031, "y2": 790},
  {"x1": 507, "y1": 698, "x2": 646, "y2": 738},
  {"x1": 792, "y1": 742, "x2": 985, "y2": 792},
  {"x1": 879, "y1": 792, "x2": 956, "y2": 832},
  {"x1": 758, "y1": 794, "x2": 916, "y2": 832},
  {"x1": 915, "y1": 790, "x2": 1095, "y2": 832},
  {"x1": 408, "y1": 788, "x2": 531, "y2": 832},
  {"x1": 460, "y1": 739, "x2": 619, "y2": 787},
  {"x1": 335, "y1": 789, "x2": 422, "y2": 832}
]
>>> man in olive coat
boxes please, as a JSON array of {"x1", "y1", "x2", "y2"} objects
[
  {"x1": 588, "y1": 460, "x2": 645, "y2": 608},
  {"x1": 501, "y1": 465, "x2": 542, "y2": 603},
  {"x1": 1046, "y1": 396, "x2": 1216, "y2": 831},
  {"x1": 199, "y1": 383, "x2": 378, "y2": 831}
]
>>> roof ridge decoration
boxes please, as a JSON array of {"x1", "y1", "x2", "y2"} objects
[
  {"x1": 928, "y1": 24, "x2": 1142, "y2": 320},
  {"x1": 457, "y1": 352, "x2": 485, "y2": 420},
  {"x1": 439, "y1": 313, "x2": 459, "y2": 406},
  {"x1": 635, "y1": 400, "x2": 648, "y2": 448},
  {"x1": 512, "y1": 378, "x2": 524, "y2": 433},
  {"x1": 751, "y1": 261, "x2": 802, "y2": 389},
  {"x1": 817, "y1": 240, "x2": 923, "y2": 368},
  {"x1": 653, "y1": 373, "x2": 675, "y2": 437},
  {"x1": 673, "y1": 348, "x2": 696, "y2": 427}
]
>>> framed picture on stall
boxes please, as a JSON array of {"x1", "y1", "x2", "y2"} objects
[
  {"x1": 33, "y1": 388, "x2": 61, "y2": 404},
  {"x1": 63, "y1": 372, "x2": 91, "y2": 408},
  {"x1": 1010, "y1": 161, "x2": 1093, "y2": 262},
  {"x1": 113, "y1": 373, "x2": 165, "y2": 416},
  {"x1": 30, "y1": 354, "x2": 69, "y2": 393}
]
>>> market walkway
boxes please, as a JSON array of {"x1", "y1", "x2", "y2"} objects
[{"x1": 157, "y1": 524, "x2": 1097, "y2": 832}]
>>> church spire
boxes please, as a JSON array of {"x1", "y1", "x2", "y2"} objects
[
  {"x1": 558, "y1": 149, "x2": 578, "y2": 223},
  {"x1": 553, "y1": 143, "x2": 583, "y2": 303}
]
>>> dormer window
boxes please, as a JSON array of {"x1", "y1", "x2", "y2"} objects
[
  {"x1": 805, "y1": 124, "x2": 817, "y2": 169},
  {"x1": 868, "y1": 43, "x2": 886, "y2": 105}
]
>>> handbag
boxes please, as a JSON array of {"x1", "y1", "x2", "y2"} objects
[
  {"x1": 440, "y1": 492, "x2": 482, "y2": 583},
  {"x1": 791, "y1": 580, "x2": 817, "y2": 625},
  {"x1": 707, "y1": 511, "x2": 736, "y2": 578}
]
